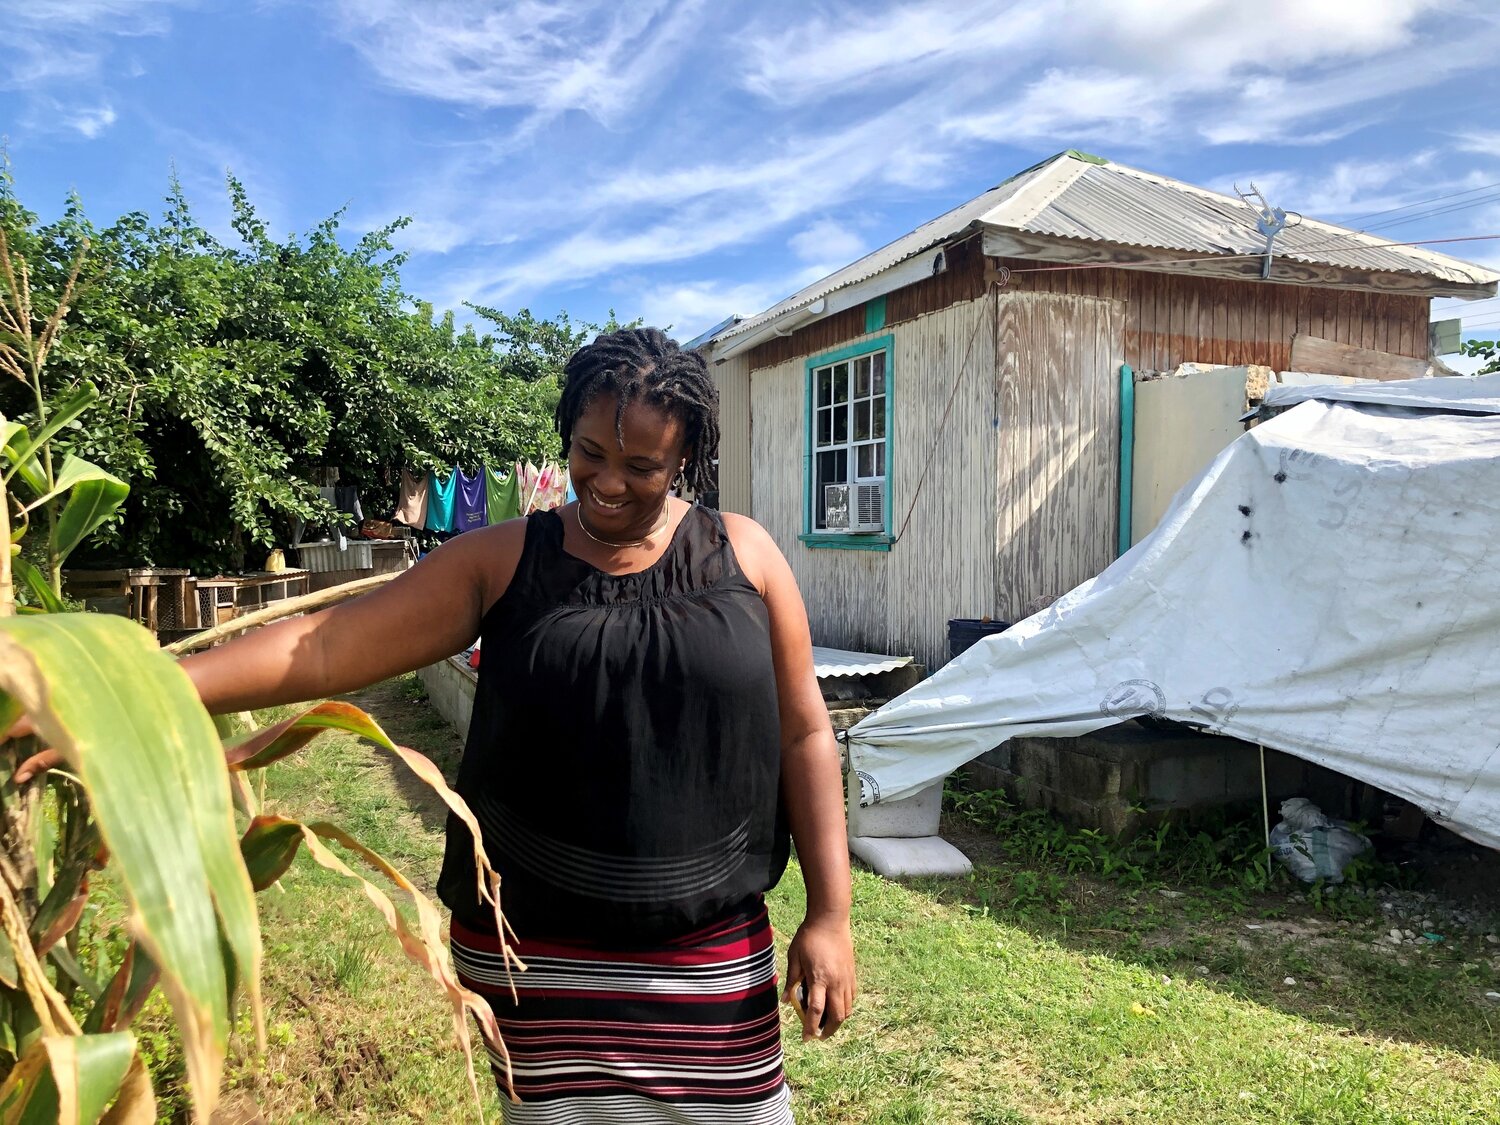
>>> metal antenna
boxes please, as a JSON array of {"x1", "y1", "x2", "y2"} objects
[{"x1": 1235, "y1": 181, "x2": 1288, "y2": 280}]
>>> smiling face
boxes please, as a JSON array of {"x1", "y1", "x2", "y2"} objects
[{"x1": 567, "y1": 393, "x2": 689, "y2": 537}]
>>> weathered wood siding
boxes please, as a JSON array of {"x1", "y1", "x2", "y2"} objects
[
  {"x1": 747, "y1": 244, "x2": 1429, "y2": 374},
  {"x1": 749, "y1": 290, "x2": 1125, "y2": 666},
  {"x1": 994, "y1": 292, "x2": 1125, "y2": 619},
  {"x1": 751, "y1": 301, "x2": 998, "y2": 667},
  {"x1": 996, "y1": 262, "x2": 1430, "y2": 374},
  {"x1": 710, "y1": 353, "x2": 752, "y2": 514},
  {"x1": 721, "y1": 237, "x2": 1430, "y2": 664}
]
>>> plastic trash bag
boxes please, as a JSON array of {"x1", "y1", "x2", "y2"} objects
[{"x1": 1269, "y1": 797, "x2": 1371, "y2": 884}]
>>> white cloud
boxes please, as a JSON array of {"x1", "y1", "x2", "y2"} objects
[
  {"x1": 788, "y1": 219, "x2": 865, "y2": 267},
  {"x1": 330, "y1": 0, "x2": 706, "y2": 127},
  {"x1": 1209, "y1": 155, "x2": 1442, "y2": 222},
  {"x1": 331, "y1": 0, "x2": 1498, "y2": 315},
  {"x1": 0, "y1": 0, "x2": 184, "y2": 88},
  {"x1": 64, "y1": 103, "x2": 118, "y2": 138},
  {"x1": 742, "y1": 1, "x2": 1048, "y2": 104},
  {"x1": 945, "y1": 68, "x2": 1170, "y2": 145},
  {"x1": 632, "y1": 278, "x2": 788, "y2": 338},
  {"x1": 1455, "y1": 131, "x2": 1500, "y2": 156},
  {"x1": 630, "y1": 263, "x2": 836, "y2": 336}
]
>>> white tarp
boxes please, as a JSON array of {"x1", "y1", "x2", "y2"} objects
[
  {"x1": 846, "y1": 376, "x2": 1500, "y2": 850},
  {"x1": 1263, "y1": 374, "x2": 1500, "y2": 414}
]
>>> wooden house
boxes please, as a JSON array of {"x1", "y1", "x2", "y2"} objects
[{"x1": 700, "y1": 151, "x2": 1498, "y2": 669}]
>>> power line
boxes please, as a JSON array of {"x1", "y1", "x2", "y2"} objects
[
  {"x1": 1333, "y1": 179, "x2": 1500, "y2": 225},
  {"x1": 1360, "y1": 191, "x2": 1500, "y2": 234}
]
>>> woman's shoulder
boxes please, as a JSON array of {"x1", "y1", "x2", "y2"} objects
[
  {"x1": 432, "y1": 516, "x2": 535, "y2": 614},
  {"x1": 716, "y1": 511, "x2": 781, "y2": 596}
]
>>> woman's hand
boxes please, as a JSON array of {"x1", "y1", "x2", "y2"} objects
[
  {"x1": 783, "y1": 914, "x2": 856, "y2": 1042},
  {"x1": 3, "y1": 714, "x2": 60, "y2": 783}
]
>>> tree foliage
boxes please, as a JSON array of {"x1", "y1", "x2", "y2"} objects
[
  {"x1": 0, "y1": 166, "x2": 593, "y2": 573},
  {"x1": 1460, "y1": 337, "x2": 1498, "y2": 376}
]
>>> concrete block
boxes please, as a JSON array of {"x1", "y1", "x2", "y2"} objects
[
  {"x1": 418, "y1": 656, "x2": 476, "y2": 738},
  {"x1": 876, "y1": 663, "x2": 926, "y2": 698},
  {"x1": 846, "y1": 770, "x2": 944, "y2": 838},
  {"x1": 849, "y1": 835, "x2": 972, "y2": 878}
]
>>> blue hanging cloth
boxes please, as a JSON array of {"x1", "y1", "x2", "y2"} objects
[
  {"x1": 425, "y1": 469, "x2": 458, "y2": 533},
  {"x1": 454, "y1": 468, "x2": 487, "y2": 533}
]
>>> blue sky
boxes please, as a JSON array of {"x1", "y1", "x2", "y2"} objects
[{"x1": 3, "y1": 0, "x2": 1500, "y2": 347}]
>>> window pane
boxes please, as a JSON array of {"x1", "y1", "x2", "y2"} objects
[
  {"x1": 858, "y1": 444, "x2": 874, "y2": 478},
  {"x1": 833, "y1": 404, "x2": 848, "y2": 443},
  {"x1": 875, "y1": 444, "x2": 885, "y2": 477},
  {"x1": 855, "y1": 356, "x2": 871, "y2": 398},
  {"x1": 817, "y1": 408, "x2": 831, "y2": 446},
  {"x1": 817, "y1": 366, "x2": 833, "y2": 407},
  {"x1": 873, "y1": 400, "x2": 885, "y2": 439},
  {"x1": 833, "y1": 363, "x2": 849, "y2": 403},
  {"x1": 835, "y1": 449, "x2": 848, "y2": 485},
  {"x1": 854, "y1": 400, "x2": 870, "y2": 440},
  {"x1": 816, "y1": 451, "x2": 836, "y2": 527},
  {"x1": 873, "y1": 352, "x2": 885, "y2": 395}
]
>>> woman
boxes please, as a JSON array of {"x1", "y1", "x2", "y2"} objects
[{"x1": 164, "y1": 329, "x2": 854, "y2": 1120}]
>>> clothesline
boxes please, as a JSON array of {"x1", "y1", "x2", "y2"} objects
[{"x1": 394, "y1": 460, "x2": 573, "y2": 536}]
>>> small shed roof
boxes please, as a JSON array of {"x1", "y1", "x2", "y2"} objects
[
  {"x1": 710, "y1": 151, "x2": 1500, "y2": 350},
  {"x1": 811, "y1": 646, "x2": 913, "y2": 679}
]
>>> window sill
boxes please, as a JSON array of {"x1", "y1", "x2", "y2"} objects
[{"x1": 799, "y1": 532, "x2": 894, "y2": 552}]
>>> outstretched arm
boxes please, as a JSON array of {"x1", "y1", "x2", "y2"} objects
[
  {"x1": 181, "y1": 520, "x2": 525, "y2": 714},
  {"x1": 723, "y1": 513, "x2": 855, "y2": 1041}
]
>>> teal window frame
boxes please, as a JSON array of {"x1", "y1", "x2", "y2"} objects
[{"x1": 801, "y1": 334, "x2": 895, "y2": 551}]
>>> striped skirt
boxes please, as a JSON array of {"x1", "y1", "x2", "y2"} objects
[{"x1": 451, "y1": 900, "x2": 794, "y2": 1123}]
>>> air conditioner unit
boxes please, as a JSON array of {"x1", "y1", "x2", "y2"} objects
[{"x1": 824, "y1": 482, "x2": 885, "y2": 533}]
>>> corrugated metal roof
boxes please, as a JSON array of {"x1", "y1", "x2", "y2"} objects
[
  {"x1": 715, "y1": 155, "x2": 1061, "y2": 341},
  {"x1": 712, "y1": 152, "x2": 1500, "y2": 346},
  {"x1": 812, "y1": 646, "x2": 914, "y2": 679},
  {"x1": 1021, "y1": 160, "x2": 1499, "y2": 285}
]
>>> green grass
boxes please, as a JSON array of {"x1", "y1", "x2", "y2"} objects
[{"x1": 105, "y1": 675, "x2": 1500, "y2": 1122}]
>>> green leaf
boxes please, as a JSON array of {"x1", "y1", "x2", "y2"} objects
[
  {"x1": 224, "y1": 699, "x2": 397, "y2": 771},
  {"x1": 0, "y1": 614, "x2": 261, "y2": 1123},
  {"x1": 0, "y1": 1033, "x2": 141, "y2": 1125},
  {"x1": 1, "y1": 422, "x2": 47, "y2": 499},
  {"x1": 1, "y1": 384, "x2": 99, "y2": 487},
  {"x1": 48, "y1": 945, "x2": 103, "y2": 1003},
  {"x1": 11, "y1": 557, "x2": 64, "y2": 615},
  {"x1": 21, "y1": 455, "x2": 125, "y2": 515},
  {"x1": 53, "y1": 476, "x2": 130, "y2": 566},
  {"x1": 83, "y1": 945, "x2": 158, "y2": 1036},
  {"x1": 238, "y1": 816, "x2": 306, "y2": 891},
  {"x1": 0, "y1": 927, "x2": 17, "y2": 990}
]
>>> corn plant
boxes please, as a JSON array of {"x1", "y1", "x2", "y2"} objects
[{"x1": 0, "y1": 224, "x2": 518, "y2": 1123}]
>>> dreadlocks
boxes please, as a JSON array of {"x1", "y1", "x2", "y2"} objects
[{"x1": 555, "y1": 327, "x2": 720, "y2": 494}]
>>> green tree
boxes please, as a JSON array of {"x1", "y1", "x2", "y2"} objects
[
  {"x1": 1460, "y1": 337, "x2": 1498, "y2": 375},
  {"x1": 0, "y1": 168, "x2": 587, "y2": 574}
]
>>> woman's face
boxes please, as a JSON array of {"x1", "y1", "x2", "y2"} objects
[{"x1": 568, "y1": 393, "x2": 688, "y2": 536}]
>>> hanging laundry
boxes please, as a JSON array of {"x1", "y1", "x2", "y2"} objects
[
  {"x1": 333, "y1": 485, "x2": 364, "y2": 524},
  {"x1": 486, "y1": 465, "x2": 522, "y2": 524},
  {"x1": 394, "y1": 469, "x2": 429, "y2": 528},
  {"x1": 534, "y1": 461, "x2": 569, "y2": 511},
  {"x1": 315, "y1": 486, "x2": 349, "y2": 550},
  {"x1": 517, "y1": 460, "x2": 542, "y2": 514},
  {"x1": 425, "y1": 469, "x2": 458, "y2": 533},
  {"x1": 455, "y1": 468, "x2": 487, "y2": 533}
]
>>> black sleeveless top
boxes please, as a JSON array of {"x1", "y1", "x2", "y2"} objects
[{"x1": 436, "y1": 505, "x2": 791, "y2": 943}]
